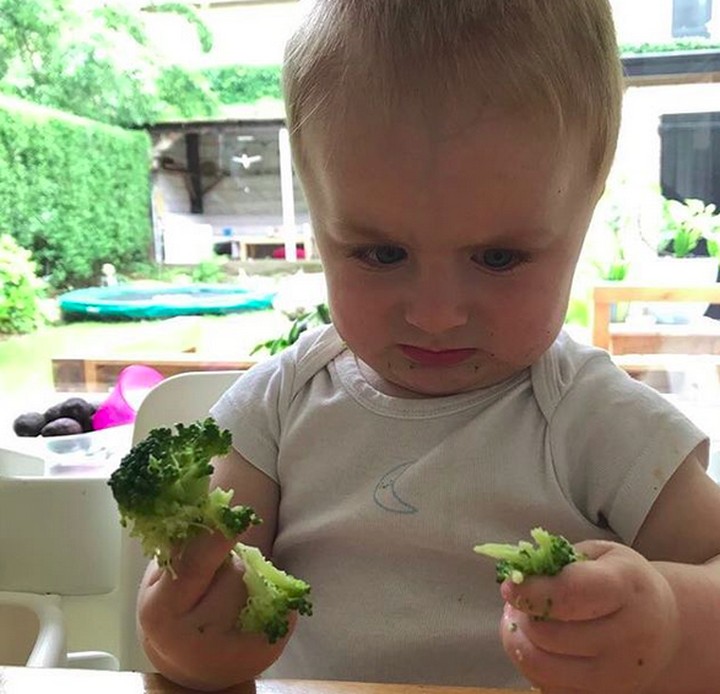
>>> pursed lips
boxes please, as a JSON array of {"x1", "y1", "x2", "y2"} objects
[{"x1": 398, "y1": 344, "x2": 478, "y2": 367}]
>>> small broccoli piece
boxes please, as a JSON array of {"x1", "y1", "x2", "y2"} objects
[
  {"x1": 234, "y1": 542, "x2": 312, "y2": 644},
  {"x1": 474, "y1": 527, "x2": 584, "y2": 584},
  {"x1": 108, "y1": 417, "x2": 261, "y2": 573}
]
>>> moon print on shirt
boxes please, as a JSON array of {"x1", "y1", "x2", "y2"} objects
[{"x1": 373, "y1": 461, "x2": 418, "y2": 514}]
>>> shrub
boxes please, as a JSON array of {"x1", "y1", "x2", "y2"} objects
[
  {"x1": 0, "y1": 95, "x2": 152, "y2": 290},
  {"x1": 0, "y1": 233, "x2": 45, "y2": 335},
  {"x1": 191, "y1": 256, "x2": 227, "y2": 284}
]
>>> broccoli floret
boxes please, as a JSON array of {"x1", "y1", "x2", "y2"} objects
[
  {"x1": 234, "y1": 542, "x2": 312, "y2": 644},
  {"x1": 474, "y1": 527, "x2": 584, "y2": 584},
  {"x1": 108, "y1": 417, "x2": 313, "y2": 642},
  {"x1": 108, "y1": 417, "x2": 261, "y2": 573}
]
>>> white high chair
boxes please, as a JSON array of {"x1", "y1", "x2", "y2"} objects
[
  {"x1": 0, "y1": 445, "x2": 125, "y2": 670},
  {"x1": 116, "y1": 370, "x2": 245, "y2": 672}
]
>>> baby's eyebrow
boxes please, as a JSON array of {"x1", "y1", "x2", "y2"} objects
[
  {"x1": 331, "y1": 221, "x2": 397, "y2": 243},
  {"x1": 330, "y1": 218, "x2": 559, "y2": 249},
  {"x1": 483, "y1": 226, "x2": 556, "y2": 246}
]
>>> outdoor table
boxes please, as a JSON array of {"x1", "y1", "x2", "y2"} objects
[{"x1": 0, "y1": 667, "x2": 528, "y2": 693}]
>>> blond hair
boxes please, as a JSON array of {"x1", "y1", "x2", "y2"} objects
[{"x1": 283, "y1": 0, "x2": 624, "y2": 182}]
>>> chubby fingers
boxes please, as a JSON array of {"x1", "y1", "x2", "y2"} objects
[
  {"x1": 501, "y1": 595, "x2": 659, "y2": 693},
  {"x1": 500, "y1": 540, "x2": 629, "y2": 622},
  {"x1": 142, "y1": 530, "x2": 241, "y2": 615},
  {"x1": 502, "y1": 602, "x2": 610, "y2": 658},
  {"x1": 501, "y1": 611, "x2": 598, "y2": 693},
  {"x1": 498, "y1": 541, "x2": 672, "y2": 693}
]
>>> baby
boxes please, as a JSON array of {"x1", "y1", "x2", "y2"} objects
[{"x1": 137, "y1": 2, "x2": 720, "y2": 692}]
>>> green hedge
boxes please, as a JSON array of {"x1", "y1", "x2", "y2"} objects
[{"x1": 0, "y1": 95, "x2": 152, "y2": 290}]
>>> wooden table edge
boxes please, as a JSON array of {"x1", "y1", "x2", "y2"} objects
[{"x1": 0, "y1": 667, "x2": 527, "y2": 693}]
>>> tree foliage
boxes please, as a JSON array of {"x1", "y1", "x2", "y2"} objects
[
  {"x1": 0, "y1": 0, "x2": 219, "y2": 127},
  {"x1": 144, "y1": 3, "x2": 214, "y2": 53},
  {"x1": 204, "y1": 65, "x2": 283, "y2": 105}
]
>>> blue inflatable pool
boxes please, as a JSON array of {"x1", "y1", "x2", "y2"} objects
[{"x1": 59, "y1": 284, "x2": 276, "y2": 319}]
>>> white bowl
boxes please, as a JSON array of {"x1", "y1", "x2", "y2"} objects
[{"x1": 10, "y1": 424, "x2": 133, "y2": 473}]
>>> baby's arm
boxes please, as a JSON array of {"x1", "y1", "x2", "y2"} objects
[
  {"x1": 137, "y1": 447, "x2": 286, "y2": 691},
  {"x1": 631, "y1": 452, "x2": 720, "y2": 693},
  {"x1": 501, "y1": 447, "x2": 720, "y2": 694}
]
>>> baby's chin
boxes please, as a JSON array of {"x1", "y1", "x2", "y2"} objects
[{"x1": 375, "y1": 358, "x2": 525, "y2": 398}]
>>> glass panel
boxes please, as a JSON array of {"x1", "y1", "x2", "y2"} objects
[{"x1": 577, "y1": 2, "x2": 720, "y2": 478}]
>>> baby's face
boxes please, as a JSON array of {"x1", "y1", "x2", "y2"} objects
[{"x1": 300, "y1": 109, "x2": 602, "y2": 396}]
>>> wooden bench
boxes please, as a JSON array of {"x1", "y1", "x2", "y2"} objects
[
  {"x1": 590, "y1": 283, "x2": 720, "y2": 384},
  {"x1": 52, "y1": 353, "x2": 257, "y2": 392},
  {"x1": 51, "y1": 316, "x2": 259, "y2": 391},
  {"x1": 591, "y1": 284, "x2": 720, "y2": 351}
]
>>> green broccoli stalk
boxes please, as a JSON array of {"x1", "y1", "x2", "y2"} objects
[
  {"x1": 108, "y1": 417, "x2": 261, "y2": 574},
  {"x1": 234, "y1": 542, "x2": 313, "y2": 644},
  {"x1": 474, "y1": 527, "x2": 585, "y2": 584}
]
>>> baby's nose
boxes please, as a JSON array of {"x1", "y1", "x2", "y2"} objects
[{"x1": 403, "y1": 276, "x2": 469, "y2": 334}]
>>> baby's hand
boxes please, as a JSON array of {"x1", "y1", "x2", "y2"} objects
[
  {"x1": 138, "y1": 531, "x2": 290, "y2": 690},
  {"x1": 499, "y1": 541, "x2": 678, "y2": 694}
]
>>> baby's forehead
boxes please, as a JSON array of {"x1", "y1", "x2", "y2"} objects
[
  {"x1": 300, "y1": 111, "x2": 598, "y2": 240},
  {"x1": 300, "y1": 101, "x2": 580, "y2": 176},
  {"x1": 309, "y1": 65, "x2": 561, "y2": 128}
]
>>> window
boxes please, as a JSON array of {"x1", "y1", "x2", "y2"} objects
[
  {"x1": 660, "y1": 112, "x2": 720, "y2": 206},
  {"x1": 672, "y1": 0, "x2": 713, "y2": 38}
]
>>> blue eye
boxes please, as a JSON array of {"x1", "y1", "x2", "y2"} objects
[
  {"x1": 374, "y1": 246, "x2": 406, "y2": 264},
  {"x1": 479, "y1": 249, "x2": 519, "y2": 270},
  {"x1": 351, "y1": 245, "x2": 407, "y2": 266}
]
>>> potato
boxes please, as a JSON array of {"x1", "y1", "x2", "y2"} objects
[
  {"x1": 43, "y1": 403, "x2": 64, "y2": 423},
  {"x1": 59, "y1": 397, "x2": 96, "y2": 432},
  {"x1": 40, "y1": 417, "x2": 83, "y2": 437},
  {"x1": 13, "y1": 412, "x2": 46, "y2": 437}
]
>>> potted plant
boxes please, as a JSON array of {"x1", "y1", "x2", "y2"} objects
[
  {"x1": 656, "y1": 196, "x2": 720, "y2": 260},
  {"x1": 642, "y1": 195, "x2": 720, "y2": 323}
]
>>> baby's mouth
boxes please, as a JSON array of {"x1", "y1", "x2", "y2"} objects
[{"x1": 399, "y1": 344, "x2": 478, "y2": 367}]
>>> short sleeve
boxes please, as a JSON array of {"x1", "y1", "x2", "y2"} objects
[
  {"x1": 547, "y1": 355, "x2": 708, "y2": 544},
  {"x1": 209, "y1": 325, "x2": 346, "y2": 482},
  {"x1": 210, "y1": 353, "x2": 293, "y2": 483}
]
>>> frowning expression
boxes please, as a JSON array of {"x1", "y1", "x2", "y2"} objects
[{"x1": 300, "y1": 110, "x2": 601, "y2": 396}]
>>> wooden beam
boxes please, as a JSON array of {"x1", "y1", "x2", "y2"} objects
[
  {"x1": 185, "y1": 132, "x2": 204, "y2": 214},
  {"x1": 593, "y1": 284, "x2": 720, "y2": 304}
]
